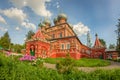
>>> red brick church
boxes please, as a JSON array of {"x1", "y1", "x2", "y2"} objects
[{"x1": 25, "y1": 13, "x2": 106, "y2": 59}]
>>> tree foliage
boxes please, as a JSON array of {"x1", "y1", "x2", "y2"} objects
[
  {"x1": 56, "y1": 53, "x2": 75, "y2": 74},
  {"x1": 26, "y1": 30, "x2": 35, "y2": 40},
  {"x1": 0, "y1": 32, "x2": 25, "y2": 53},
  {"x1": 11, "y1": 44, "x2": 24, "y2": 53},
  {"x1": 109, "y1": 44, "x2": 116, "y2": 49},
  {"x1": 116, "y1": 19, "x2": 120, "y2": 54},
  {"x1": 0, "y1": 32, "x2": 11, "y2": 49},
  {"x1": 99, "y1": 39, "x2": 106, "y2": 47}
]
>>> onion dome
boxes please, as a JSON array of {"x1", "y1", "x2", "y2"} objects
[
  {"x1": 53, "y1": 17, "x2": 58, "y2": 23},
  {"x1": 43, "y1": 19, "x2": 51, "y2": 25},
  {"x1": 57, "y1": 13, "x2": 67, "y2": 20},
  {"x1": 38, "y1": 23, "x2": 45, "y2": 27}
]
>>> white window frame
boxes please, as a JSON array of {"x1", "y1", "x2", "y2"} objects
[
  {"x1": 61, "y1": 44, "x2": 64, "y2": 50},
  {"x1": 66, "y1": 43, "x2": 70, "y2": 49},
  {"x1": 59, "y1": 32, "x2": 62, "y2": 38}
]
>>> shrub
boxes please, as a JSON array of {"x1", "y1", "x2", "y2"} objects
[
  {"x1": 56, "y1": 53, "x2": 76, "y2": 74},
  {"x1": 1, "y1": 52, "x2": 120, "y2": 80},
  {"x1": 31, "y1": 58, "x2": 44, "y2": 67}
]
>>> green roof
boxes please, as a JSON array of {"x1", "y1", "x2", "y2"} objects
[
  {"x1": 58, "y1": 13, "x2": 67, "y2": 20},
  {"x1": 53, "y1": 17, "x2": 58, "y2": 23},
  {"x1": 43, "y1": 19, "x2": 51, "y2": 24},
  {"x1": 38, "y1": 23, "x2": 45, "y2": 27}
]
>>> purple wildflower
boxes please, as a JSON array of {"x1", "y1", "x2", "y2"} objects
[{"x1": 19, "y1": 54, "x2": 36, "y2": 61}]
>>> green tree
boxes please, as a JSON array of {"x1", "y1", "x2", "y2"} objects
[
  {"x1": 109, "y1": 44, "x2": 116, "y2": 49},
  {"x1": 116, "y1": 19, "x2": 120, "y2": 55},
  {"x1": 11, "y1": 44, "x2": 24, "y2": 53},
  {"x1": 0, "y1": 32, "x2": 11, "y2": 49},
  {"x1": 26, "y1": 30, "x2": 35, "y2": 40},
  {"x1": 99, "y1": 39, "x2": 106, "y2": 47}
]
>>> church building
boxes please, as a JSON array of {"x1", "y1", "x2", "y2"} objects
[{"x1": 25, "y1": 13, "x2": 106, "y2": 59}]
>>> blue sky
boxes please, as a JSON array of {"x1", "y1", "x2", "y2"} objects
[{"x1": 0, "y1": 0, "x2": 120, "y2": 47}]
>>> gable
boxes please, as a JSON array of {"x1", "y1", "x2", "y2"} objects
[{"x1": 64, "y1": 23, "x2": 76, "y2": 37}]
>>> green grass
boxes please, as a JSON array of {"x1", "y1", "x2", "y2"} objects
[
  {"x1": 0, "y1": 52, "x2": 120, "y2": 80},
  {"x1": 44, "y1": 58, "x2": 111, "y2": 67},
  {"x1": 44, "y1": 58, "x2": 64, "y2": 64},
  {"x1": 75, "y1": 58, "x2": 110, "y2": 67}
]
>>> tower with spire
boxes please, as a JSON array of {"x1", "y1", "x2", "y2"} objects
[
  {"x1": 91, "y1": 33, "x2": 106, "y2": 59},
  {"x1": 93, "y1": 33, "x2": 104, "y2": 48},
  {"x1": 87, "y1": 31, "x2": 92, "y2": 48}
]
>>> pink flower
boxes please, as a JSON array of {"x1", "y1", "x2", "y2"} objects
[{"x1": 19, "y1": 54, "x2": 36, "y2": 61}]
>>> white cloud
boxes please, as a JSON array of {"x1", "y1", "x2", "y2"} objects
[
  {"x1": 0, "y1": 7, "x2": 36, "y2": 30},
  {"x1": 23, "y1": 37, "x2": 26, "y2": 41},
  {"x1": 10, "y1": 0, "x2": 52, "y2": 17},
  {"x1": 0, "y1": 15, "x2": 7, "y2": 24},
  {"x1": 21, "y1": 21, "x2": 36, "y2": 30},
  {"x1": 15, "y1": 26, "x2": 20, "y2": 31},
  {"x1": 73, "y1": 22, "x2": 90, "y2": 36},
  {"x1": 0, "y1": 27, "x2": 8, "y2": 32},
  {"x1": 0, "y1": 8, "x2": 27, "y2": 23}
]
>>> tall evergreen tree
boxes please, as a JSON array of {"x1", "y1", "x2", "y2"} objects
[
  {"x1": 26, "y1": 30, "x2": 35, "y2": 40},
  {"x1": 116, "y1": 19, "x2": 120, "y2": 54},
  {"x1": 0, "y1": 32, "x2": 11, "y2": 49}
]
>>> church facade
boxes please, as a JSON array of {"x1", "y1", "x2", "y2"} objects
[{"x1": 25, "y1": 13, "x2": 106, "y2": 59}]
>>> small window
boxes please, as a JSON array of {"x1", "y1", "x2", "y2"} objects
[
  {"x1": 61, "y1": 44, "x2": 64, "y2": 50},
  {"x1": 67, "y1": 44, "x2": 70, "y2": 49},
  {"x1": 52, "y1": 34, "x2": 55, "y2": 39},
  {"x1": 82, "y1": 49, "x2": 85, "y2": 53},
  {"x1": 60, "y1": 32, "x2": 62, "y2": 38}
]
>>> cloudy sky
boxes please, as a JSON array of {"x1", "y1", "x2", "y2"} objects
[{"x1": 0, "y1": 0, "x2": 120, "y2": 47}]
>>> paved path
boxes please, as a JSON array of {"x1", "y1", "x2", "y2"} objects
[
  {"x1": 77, "y1": 61, "x2": 120, "y2": 72},
  {"x1": 43, "y1": 63, "x2": 56, "y2": 70},
  {"x1": 43, "y1": 61, "x2": 120, "y2": 72}
]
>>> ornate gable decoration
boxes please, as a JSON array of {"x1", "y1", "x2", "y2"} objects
[
  {"x1": 26, "y1": 29, "x2": 49, "y2": 43},
  {"x1": 32, "y1": 29, "x2": 45, "y2": 39}
]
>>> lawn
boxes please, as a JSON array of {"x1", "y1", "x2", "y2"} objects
[
  {"x1": 44, "y1": 58, "x2": 111, "y2": 67},
  {"x1": 0, "y1": 52, "x2": 120, "y2": 80}
]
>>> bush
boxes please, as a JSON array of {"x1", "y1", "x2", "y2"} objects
[
  {"x1": 56, "y1": 53, "x2": 76, "y2": 74},
  {"x1": 117, "y1": 59, "x2": 120, "y2": 62},
  {"x1": 0, "y1": 53, "x2": 62, "y2": 80},
  {"x1": 1, "y1": 52, "x2": 120, "y2": 80},
  {"x1": 31, "y1": 58, "x2": 43, "y2": 67}
]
